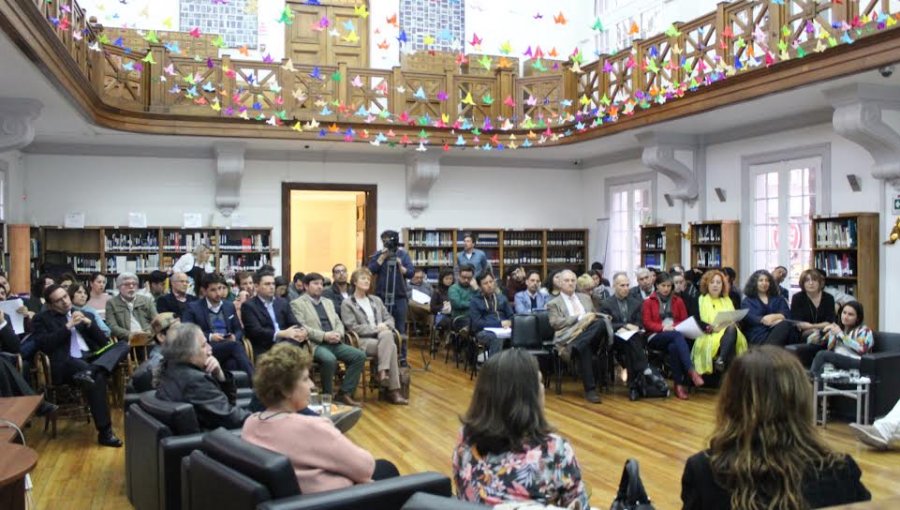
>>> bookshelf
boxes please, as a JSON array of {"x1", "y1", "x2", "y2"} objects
[
  {"x1": 811, "y1": 213, "x2": 879, "y2": 329},
  {"x1": 0, "y1": 222, "x2": 5, "y2": 273},
  {"x1": 457, "y1": 229, "x2": 501, "y2": 274},
  {"x1": 545, "y1": 229, "x2": 588, "y2": 275},
  {"x1": 502, "y1": 230, "x2": 545, "y2": 272},
  {"x1": 640, "y1": 224, "x2": 681, "y2": 271},
  {"x1": 44, "y1": 227, "x2": 103, "y2": 277},
  {"x1": 689, "y1": 221, "x2": 740, "y2": 274},
  {"x1": 404, "y1": 228, "x2": 455, "y2": 280},
  {"x1": 216, "y1": 228, "x2": 273, "y2": 273}
]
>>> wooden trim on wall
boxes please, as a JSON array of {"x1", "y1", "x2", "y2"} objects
[{"x1": 280, "y1": 182, "x2": 377, "y2": 277}]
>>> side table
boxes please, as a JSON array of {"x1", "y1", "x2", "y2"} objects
[{"x1": 813, "y1": 372, "x2": 871, "y2": 427}]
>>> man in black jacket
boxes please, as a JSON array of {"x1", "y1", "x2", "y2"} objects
[
  {"x1": 599, "y1": 272, "x2": 650, "y2": 401},
  {"x1": 155, "y1": 271, "x2": 197, "y2": 318},
  {"x1": 181, "y1": 273, "x2": 253, "y2": 376},
  {"x1": 242, "y1": 272, "x2": 308, "y2": 358},
  {"x1": 155, "y1": 322, "x2": 249, "y2": 430},
  {"x1": 32, "y1": 285, "x2": 129, "y2": 446}
]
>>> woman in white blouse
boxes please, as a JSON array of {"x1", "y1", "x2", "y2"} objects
[
  {"x1": 340, "y1": 268, "x2": 408, "y2": 405},
  {"x1": 171, "y1": 245, "x2": 214, "y2": 295}
]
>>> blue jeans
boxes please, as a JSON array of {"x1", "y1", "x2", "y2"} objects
[
  {"x1": 211, "y1": 339, "x2": 254, "y2": 377},
  {"x1": 648, "y1": 331, "x2": 694, "y2": 385},
  {"x1": 474, "y1": 331, "x2": 505, "y2": 358}
]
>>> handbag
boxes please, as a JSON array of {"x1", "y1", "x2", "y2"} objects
[{"x1": 610, "y1": 458, "x2": 655, "y2": 510}]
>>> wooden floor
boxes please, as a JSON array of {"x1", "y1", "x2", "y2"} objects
[{"x1": 22, "y1": 344, "x2": 900, "y2": 509}]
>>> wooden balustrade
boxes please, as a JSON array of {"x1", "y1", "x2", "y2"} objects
[{"x1": 14, "y1": 0, "x2": 900, "y2": 139}]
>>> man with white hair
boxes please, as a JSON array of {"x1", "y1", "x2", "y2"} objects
[
  {"x1": 547, "y1": 269, "x2": 611, "y2": 404},
  {"x1": 105, "y1": 272, "x2": 158, "y2": 341},
  {"x1": 629, "y1": 267, "x2": 655, "y2": 301}
]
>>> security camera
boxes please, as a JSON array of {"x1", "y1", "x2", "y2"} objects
[{"x1": 879, "y1": 65, "x2": 895, "y2": 78}]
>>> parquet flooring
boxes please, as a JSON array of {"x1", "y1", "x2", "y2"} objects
[{"x1": 21, "y1": 345, "x2": 900, "y2": 509}]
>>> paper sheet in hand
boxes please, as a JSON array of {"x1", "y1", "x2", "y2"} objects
[
  {"x1": 675, "y1": 316, "x2": 703, "y2": 339},
  {"x1": 712, "y1": 309, "x2": 748, "y2": 329},
  {"x1": 0, "y1": 298, "x2": 25, "y2": 334},
  {"x1": 615, "y1": 328, "x2": 638, "y2": 341},
  {"x1": 410, "y1": 289, "x2": 431, "y2": 305},
  {"x1": 485, "y1": 327, "x2": 511, "y2": 339}
]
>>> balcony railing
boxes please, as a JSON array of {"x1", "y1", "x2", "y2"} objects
[{"x1": 25, "y1": 0, "x2": 900, "y2": 145}]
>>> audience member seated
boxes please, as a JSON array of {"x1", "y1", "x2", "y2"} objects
[
  {"x1": 274, "y1": 276, "x2": 289, "y2": 298},
  {"x1": 2, "y1": 286, "x2": 36, "y2": 374},
  {"x1": 453, "y1": 349, "x2": 588, "y2": 507},
  {"x1": 155, "y1": 271, "x2": 197, "y2": 319},
  {"x1": 24, "y1": 275, "x2": 54, "y2": 315},
  {"x1": 0, "y1": 306, "x2": 57, "y2": 416},
  {"x1": 68, "y1": 283, "x2": 111, "y2": 336},
  {"x1": 629, "y1": 267, "x2": 655, "y2": 301},
  {"x1": 642, "y1": 272, "x2": 705, "y2": 400},
  {"x1": 514, "y1": 270, "x2": 551, "y2": 314},
  {"x1": 741, "y1": 269, "x2": 797, "y2": 347},
  {"x1": 241, "y1": 272, "x2": 308, "y2": 359},
  {"x1": 851, "y1": 397, "x2": 900, "y2": 450},
  {"x1": 591, "y1": 269, "x2": 611, "y2": 307},
  {"x1": 771, "y1": 265, "x2": 790, "y2": 300},
  {"x1": 575, "y1": 273, "x2": 595, "y2": 305},
  {"x1": 172, "y1": 244, "x2": 214, "y2": 295},
  {"x1": 131, "y1": 312, "x2": 179, "y2": 392},
  {"x1": 590, "y1": 261, "x2": 611, "y2": 287},
  {"x1": 232, "y1": 271, "x2": 255, "y2": 323},
  {"x1": 791, "y1": 269, "x2": 837, "y2": 342},
  {"x1": 468, "y1": 273, "x2": 513, "y2": 360},
  {"x1": 139, "y1": 270, "x2": 168, "y2": 301},
  {"x1": 691, "y1": 270, "x2": 747, "y2": 375},
  {"x1": 722, "y1": 267, "x2": 742, "y2": 310},
  {"x1": 548, "y1": 269, "x2": 610, "y2": 404},
  {"x1": 85, "y1": 272, "x2": 110, "y2": 317},
  {"x1": 182, "y1": 273, "x2": 255, "y2": 376},
  {"x1": 242, "y1": 342, "x2": 399, "y2": 493},
  {"x1": 671, "y1": 264, "x2": 700, "y2": 300},
  {"x1": 681, "y1": 346, "x2": 871, "y2": 509},
  {"x1": 368, "y1": 230, "x2": 416, "y2": 336},
  {"x1": 291, "y1": 272, "x2": 366, "y2": 406},
  {"x1": 340, "y1": 268, "x2": 407, "y2": 405},
  {"x1": 406, "y1": 268, "x2": 433, "y2": 327},
  {"x1": 105, "y1": 272, "x2": 158, "y2": 341},
  {"x1": 599, "y1": 271, "x2": 650, "y2": 400},
  {"x1": 546, "y1": 270, "x2": 562, "y2": 297},
  {"x1": 287, "y1": 272, "x2": 305, "y2": 301},
  {"x1": 449, "y1": 265, "x2": 478, "y2": 328},
  {"x1": 33, "y1": 284, "x2": 129, "y2": 446},
  {"x1": 456, "y1": 232, "x2": 491, "y2": 279},
  {"x1": 673, "y1": 271, "x2": 699, "y2": 319},
  {"x1": 322, "y1": 263, "x2": 352, "y2": 310},
  {"x1": 430, "y1": 269, "x2": 455, "y2": 332},
  {"x1": 156, "y1": 322, "x2": 249, "y2": 430},
  {"x1": 498, "y1": 265, "x2": 525, "y2": 304},
  {"x1": 808, "y1": 301, "x2": 873, "y2": 376},
  {"x1": 57, "y1": 272, "x2": 77, "y2": 291}
]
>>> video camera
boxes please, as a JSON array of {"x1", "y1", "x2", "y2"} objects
[{"x1": 382, "y1": 230, "x2": 403, "y2": 255}]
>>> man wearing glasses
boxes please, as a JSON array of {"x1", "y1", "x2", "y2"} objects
[
  {"x1": 105, "y1": 272, "x2": 158, "y2": 342},
  {"x1": 32, "y1": 284, "x2": 130, "y2": 447},
  {"x1": 322, "y1": 263, "x2": 351, "y2": 310}
]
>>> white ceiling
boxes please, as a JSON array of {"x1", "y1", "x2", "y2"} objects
[{"x1": 2, "y1": 27, "x2": 898, "y2": 168}]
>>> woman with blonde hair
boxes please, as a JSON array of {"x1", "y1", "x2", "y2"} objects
[
  {"x1": 691, "y1": 270, "x2": 747, "y2": 375},
  {"x1": 340, "y1": 267, "x2": 407, "y2": 405},
  {"x1": 681, "y1": 346, "x2": 870, "y2": 509}
]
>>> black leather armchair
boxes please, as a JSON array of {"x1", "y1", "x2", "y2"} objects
[
  {"x1": 533, "y1": 310, "x2": 562, "y2": 394},
  {"x1": 511, "y1": 314, "x2": 552, "y2": 385},
  {"x1": 401, "y1": 492, "x2": 489, "y2": 509},
  {"x1": 181, "y1": 428, "x2": 453, "y2": 510}
]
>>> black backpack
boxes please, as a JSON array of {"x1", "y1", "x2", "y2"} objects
[
  {"x1": 638, "y1": 367, "x2": 670, "y2": 398},
  {"x1": 610, "y1": 458, "x2": 656, "y2": 510}
]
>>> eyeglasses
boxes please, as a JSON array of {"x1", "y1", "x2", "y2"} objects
[{"x1": 334, "y1": 268, "x2": 347, "y2": 274}]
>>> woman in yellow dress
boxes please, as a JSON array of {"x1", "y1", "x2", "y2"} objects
[{"x1": 691, "y1": 269, "x2": 748, "y2": 374}]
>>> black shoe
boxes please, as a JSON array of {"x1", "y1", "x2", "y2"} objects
[
  {"x1": 36, "y1": 401, "x2": 58, "y2": 417},
  {"x1": 629, "y1": 387, "x2": 641, "y2": 402},
  {"x1": 585, "y1": 390, "x2": 602, "y2": 404},
  {"x1": 73, "y1": 370, "x2": 95, "y2": 388},
  {"x1": 714, "y1": 357, "x2": 726, "y2": 373},
  {"x1": 98, "y1": 430, "x2": 123, "y2": 448}
]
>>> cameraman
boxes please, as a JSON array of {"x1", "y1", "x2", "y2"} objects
[{"x1": 367, "y1": 230, "x2": 415, "y2": 339}]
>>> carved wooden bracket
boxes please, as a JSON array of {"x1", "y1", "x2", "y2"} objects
[
  {"x1": 0, "y1": 98, "x2": 42, "y2": 152},
  {"x1": 827, "y1": 84, "x2": 900, "y2": 191},
  {"x1": 405, "y1": 152, "x2": 441, "y2": 217},
  {"x1": 636, "y1": 132, "x2": 699, "y2": 203},
  {"x1": 213, "y1": 142, "x2": 245, "y2": 217}
]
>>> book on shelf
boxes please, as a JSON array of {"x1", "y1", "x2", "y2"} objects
[
  {"x1": 106, "y1": 254, "x2": 160, "y2": 273},
  {"x1": 814, "y1": 252, "x2": 856, "y2": 278},
  {"x1": 644, "y1": 253, "x2": 666, "y2": 270},
  {"x1": 695, "y1": 247, "x2": 722, "y2": 267},
  {"x1": 643, "y1": 230, "x2": 666, "y2": 250},
  {"x1": 407, "y1": 230, "x2": 452, "y2": 247},
  {"x1": 65, "y1": 255, "x2": 102, "y2": 273},
  {"x1": 693, "y1": 225, "x2": 722, "y2": 243},
  {"x1": 105, "y1": 231, "x2": 160, "y2": 251},
  {"x1": 463, "y1": 232, "x2": 499, "y2": 247},
  {"x1": 504, "y1": 232, "x2": 542, "y2": 247},
  {"x1": 815, "y1": 220, "x2": 857, "y2": 249},
  {"x1": 163, "y1": 231, "x2": 211, "y2": 251},
  {"x1": 218, "y1": 253, "x2": 271, "y2": 272},
  {"x1": 218, "y1": 233, "x2": 270, "y2": 252},
  {"x1": 547, "y1": 232, "x2": 584, "y2": 246}
]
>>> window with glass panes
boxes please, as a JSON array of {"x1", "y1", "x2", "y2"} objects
[{"x1": 609, "y1": 181, "x2": 651, "y2": 280}]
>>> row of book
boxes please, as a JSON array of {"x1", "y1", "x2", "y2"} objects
[
  {"x1": 643, "y1": 253, "x2": 667, "y2": 270},
  {"x1": 66, "y1": 255, "x2": 102, "y2": 273},
  {"x1": 106, "y1": 254, "x2": 161, "y2": 274},
  {"x1": 408, "y1": 250, "x2": 454, "y2": 266},
  {"x1": 105, "y1": 232, "x2": 160, "y2": 251},
  {"x1": 814, "y1": 252, "x2": 857, "y2": 278},
  {"x1": 642, "y1": 232, "x2": 667, "y2": 250},
  {"x1": 163, "y1": 232, "x2": 211, "y2": 251},
  {"x1": 218, "y1": 234, "x2": 271, "y2": 252},
  {"x1": 406, "y1": 231, "x2": 453, "y2": 247},
  {"x1": 692, "y1": 225, "x2": 722, "y2": 243},
  {"x1": 503, "y1": 256, "x2": 543, "y2": 265},
  {"x1": 459, "y1": 232, "x2": 500, "y2": 247},
  {"x1": 547, "y1": 233, "x2": 584, "y2": 246},
  {"x1": 815, "y1": 220, "x2": 857, "y2": 249},
  {"x1": 695, "y1": 247, "x2": 722, "y2": 268},
  {"x1": 504, "y1": 232, "x2": 543, "y2": 246},
  {"x1": 218, "y1": 254, "x2": 271, "y2": 271}
]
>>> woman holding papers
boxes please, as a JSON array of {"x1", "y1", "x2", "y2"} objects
[
  {"x1": 642, "y1": 272, "x2": 706, "y2": 400},
  {"x1": 691, "y1": 270, "x2": 748, "y2": 375},
  {"x1": 741, "y1": 270, "x2": 797, "y2": 346},
  {"x1": 808, "y1": 301, "x2": 873, "y2": 376}
]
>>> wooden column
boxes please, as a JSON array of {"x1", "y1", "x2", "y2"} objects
[{"x1": 8, "y1": 225, "x2": 32, "y2": 295}]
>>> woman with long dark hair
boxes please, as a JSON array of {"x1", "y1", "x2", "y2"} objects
[
  {"x1": 740, "y1": 270, "x2": 796, "y2": 346},
  {"x1": 682, "y1": 346, "x2": 870, "y2": 509},
  {"x1": 809, "y1": 301, "x2": 873, "y2": 376},
  {"x1": 430, "y1": 268, "x2": 455, "y2": 332},
  {"x1": 453, "y1": 349, "x2": 588, "y2": 507}
]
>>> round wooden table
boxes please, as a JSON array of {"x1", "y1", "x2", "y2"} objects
[{"x1": 0, "y1": 443, "x2": 38, "y2": 510}]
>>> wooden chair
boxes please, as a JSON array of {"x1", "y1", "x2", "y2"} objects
[
  {"x1": 33, "y1": 352, "x2": 91, "y2": 438},
  {"x1": 242, "y1": 338, "x2": 255, "y2": 367}
]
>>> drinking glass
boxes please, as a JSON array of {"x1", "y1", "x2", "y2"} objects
[
  {"x1": 321, "y1": 394, "x2": 332, "y2": 417},
  {"x1": 308, "y1": 393, "x2": 321, "y2": 414}
]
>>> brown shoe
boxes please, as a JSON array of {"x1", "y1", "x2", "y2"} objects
[
  {"x1": 387, "y1": 389, "x2": 409, "y2": 406},
  {"x1": 335, "y1": 391, "x2": 362, "y2": 407}
]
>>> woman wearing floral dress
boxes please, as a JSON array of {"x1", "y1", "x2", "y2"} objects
[{"x1": 452, "y1": 349, "x2": 589, "y2": 507}]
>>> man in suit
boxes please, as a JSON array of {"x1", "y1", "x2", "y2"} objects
[
  {"x1": 514, "y1": 270, "x2": 551, "y2": 314},
  {"x1": 182, "y1": 273, "x2": 254, "y2": 376},
  {"x1": 629, "y1": 267, "x2": 655, "y2": 301},
  {"x1": 291, "y1": 272, "x2": 365, "y2": 406},
  {"x1": 599, "y1": 271, "x2": 650, "y2": 401},
  {"x1": 156, "y1": 271, "x2": 197, "y2": 318},
  {"x1": 548, "y1": 269, "x2": 610, "y2": 404},
  {"x1": 32, "y1": 284, "x2": 129, "y2": 446},
  {"x1": 242, "y1": 271, "x2": 308, "y2": 358},
  {"x1": 105, "y1": 272, "x2": 157, "y2": 341}
]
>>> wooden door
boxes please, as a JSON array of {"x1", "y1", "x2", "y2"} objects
[
  {"x1": 286, "y1": 3, "x2": 328, "y2": 65},
  {"x1": 284, "y1": 1, "x2": 369, "y2": 67}
]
